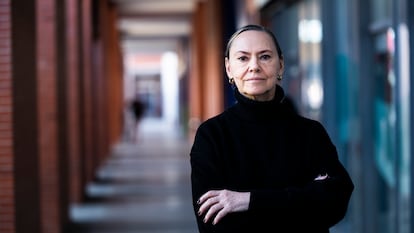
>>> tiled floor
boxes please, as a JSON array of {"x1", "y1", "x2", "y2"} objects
[{"x1": 69, "y1": 118, "x2": 199, "y2": 233}]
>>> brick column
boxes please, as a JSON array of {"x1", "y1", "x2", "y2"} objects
[
  {"x1": 105, "y1": 3, "x2": 123, "y2": 147},
  {"x1": 90, "y1": 0, "x2": 123, "y2": 170},
  {"x1": 36, "y1": 0, "x2": 61, "y2": 232},
  {"x1": 189, "y1": 0, "x2": 224, "y2": 141},
  {"x1": 203, "y1": 0, "x2": 223, "y2": 119},
  {"x1": 83, "y1": 0, "x2": 113, "y2": 184},
  {"x1": 99, "y1": 0, "x2": 110, "y2": 165},
  {"x1": 0, "y1": 0, "x2": 15, "y2": 232},
  {"x1": 12, "y1": 0, "x2": 61, "y2": 232},
  {"x1": 12, "y1": 0, "x2": 41, "y2": 232},
  {"x1": 77, "y1": 0, "x2": 92, "y2": 202},
  {"x1": 79, "y1": 0, "x2": 93, "y2": 200},
  {"x1": 188, "y1": 1, "x2": 206, "y2": 140},
  {"x1": 56, "y1": 0, "x2": 82, "y2": 229}
]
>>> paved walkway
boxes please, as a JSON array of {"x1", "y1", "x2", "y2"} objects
[{"x1": 69, "y1": 118, "x2": 199, "y2": 233}]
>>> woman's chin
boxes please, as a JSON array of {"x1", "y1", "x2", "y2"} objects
[
  {"x1": 242, "y1": 90, "x2": 274, "y2": 101},
  {"x1": 243, "y1": 87, "x2": 266, "y2": 95}
]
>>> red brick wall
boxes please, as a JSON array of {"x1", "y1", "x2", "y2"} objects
[
  {"x1": 189, "y1": 0, "x2": 224, "y2": 139},
  {"x1": 0, "y1": 0, "x2": 15, "y2": 233},
  {"x1": 80, "y1": 0, "x2": 94, "y2": 190},
  {"x1": 6, "y1": 0, "x2": 125, "y2": 232},
  {"x1": 65, "y1": 0, "x2": 81, "y2": 205},
  {"x1": 90, "y1": 0, "x2": 124, "y2": 176},
  {"x1": 203, "y1": 0, "x2": 223, "y2": 119},
  {"x1": 97, "y1": 0, "x2": 110, "y2": 165},
  {"x1": 36, "y1": 0, "x2": 61, "y2": 232},
  {"x1": 105, "y1": 4, "x2": 123, "y2": 148},
  {"x1": 188, "y1": 1, "x2": 206, "y2": 141},
  {"x1": 55, "y1": 1, "x2": 68, "y2": 230},
  {"x1": 55, "y1": 0, "x2": 82, "y2": 229},
  {"x1": 79, "y1": 0, "x2": 94, "y2": 187}
]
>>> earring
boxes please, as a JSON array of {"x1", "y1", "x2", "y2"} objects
[
  {"x1": 229, "y1": 78, "x2": 235, "y2": 84},
  {"x1": 277, "y1": 75, "x2": 283, "y2": 81}
]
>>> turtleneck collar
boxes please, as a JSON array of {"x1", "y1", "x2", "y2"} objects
[{"x1": 231, "y1": 84, "x2": 288, "y2": 122}]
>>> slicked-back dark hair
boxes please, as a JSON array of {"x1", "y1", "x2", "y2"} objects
[{"x1": 225, "y1": 24, "x2": 283, "y2": 59}]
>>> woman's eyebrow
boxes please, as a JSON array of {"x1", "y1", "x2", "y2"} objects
[
  {"x1": 257, "y1": 49, "x2": 273, "y2": 54},
  {"x1": 234, "y1": 50, "x2": 249, "y2": 55},
  {"x1": 234, "y1": 49, "x2": 273, "y2": 54}
]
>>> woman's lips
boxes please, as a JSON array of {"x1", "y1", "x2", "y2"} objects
[{"x1": 245, "y1": 78, "x2": 265, "y2": 81}]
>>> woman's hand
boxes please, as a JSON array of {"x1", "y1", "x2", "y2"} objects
[{"x1": 197, "y1": 189, "x2": 250, "y2": 225}]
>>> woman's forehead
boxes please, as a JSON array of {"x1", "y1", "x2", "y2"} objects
[{"x1": 230, "y1": 31, "x2": 276, "y2": 53}]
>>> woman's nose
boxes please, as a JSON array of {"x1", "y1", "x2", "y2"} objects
[{"x1": 248, "y1": 58, "x2": 260, "y2": 72}]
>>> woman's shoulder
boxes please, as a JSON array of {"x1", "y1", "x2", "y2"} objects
[
  {"x1": 291, "y1": 114, "x2": 328, "y2": 134},
  {"x1": 194, "y1": 107, "x2": 240, "y2": 138},
  {"x1": 295, "y1": 114, "x2": 320, "y2": 124},
  {"x1": 198, "y1": 109, "x2": 232, "y2": 129}
]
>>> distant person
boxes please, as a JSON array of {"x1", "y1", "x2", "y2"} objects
[
  {"x1": 131, "y1": 97, "x2": 145, "y2": 143},
  {"x1": 190, "y1": 24, "x2": 354, "y2": 232}
]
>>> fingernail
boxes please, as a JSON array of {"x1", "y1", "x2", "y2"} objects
[
  {"x1": 197, "y1": 199, "x2": 200, "y2": 204},
  {"x1": 204, "y1": 218, "x2": 207, "y2": 223},
  {"x1": 198, "y1": 210, "x2": 201, "y2": 216}
]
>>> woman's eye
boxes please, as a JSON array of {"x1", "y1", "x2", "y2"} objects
[
  {"x1": 260, "y1": 54, "x2": 271, "y2": 60},
  {"x1": 237, "y1": 56, "x2": 248, "y2": 61}
]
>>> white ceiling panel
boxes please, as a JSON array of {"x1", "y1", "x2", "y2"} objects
[
  {"x1": 112, "y1": 0, "x2": 196, "y2": 14},
  {"x1": 118, "y1": 19, "x2": 190, "y2": 38}
]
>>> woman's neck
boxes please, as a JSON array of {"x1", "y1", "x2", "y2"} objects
[{"x1": 240, "y1": 87, "x2": 276, "y2": 101}]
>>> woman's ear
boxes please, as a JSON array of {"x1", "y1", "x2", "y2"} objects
[
  {"x1": 225, "y1": 57, "x2": 232, "y2": 78},
  {"x1": 279, "y1": 55, "x2": 285, "y2": 74}
]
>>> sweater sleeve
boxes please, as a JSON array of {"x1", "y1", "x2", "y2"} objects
[
  {"x1": 248, "y1": 121, "x2": 354, "y2": 229},
  {"x1": 190, "y1": 122, "x2": 227, "y2": 232}
]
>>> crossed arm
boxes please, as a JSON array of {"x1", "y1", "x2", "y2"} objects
[{"x1": 196, "y1": 174, "x2": 330, "y2": 225}]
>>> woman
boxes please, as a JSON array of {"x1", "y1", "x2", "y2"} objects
[{"x1": 190, "y1": 24, "x2": 354, "y2": 232}]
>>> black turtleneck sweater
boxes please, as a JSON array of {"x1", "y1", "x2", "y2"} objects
[{"x1": 190, "y1": 85, "x2": 354, "y2": 233}]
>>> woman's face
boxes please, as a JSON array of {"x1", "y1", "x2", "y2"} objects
[{"x1": 225, "y1": 30, "x2": 284, "y2": 101}]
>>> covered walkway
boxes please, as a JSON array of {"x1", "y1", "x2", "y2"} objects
[
  {"x1": 3, "y1": 1, "x2": 414, "y2": 233},
  {"x1": 68, "y1": 118, "x2": 198, "y2": 233}
]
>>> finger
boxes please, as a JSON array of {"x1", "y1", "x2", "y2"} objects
[
  {"x1": 198, "y1": 196, "x2": 219, "y2": 216},
  {"x1": 198, "y1": 190, "x2": 218, "y2": 204},
  {"x1": 204, "y1": 202, "x2": 223, "y2": 223},
  {"x1": 213, "y1": 207, "x2": 229, "y2": 225}
]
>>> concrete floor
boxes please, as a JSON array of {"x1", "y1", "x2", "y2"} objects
[{"x1": 69, "y1": 118, "x2": 199, "y2": 233}]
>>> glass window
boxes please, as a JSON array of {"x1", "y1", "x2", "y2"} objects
[{"x1": 373, "y1": 28, "x2": 397, "y2": 233}]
